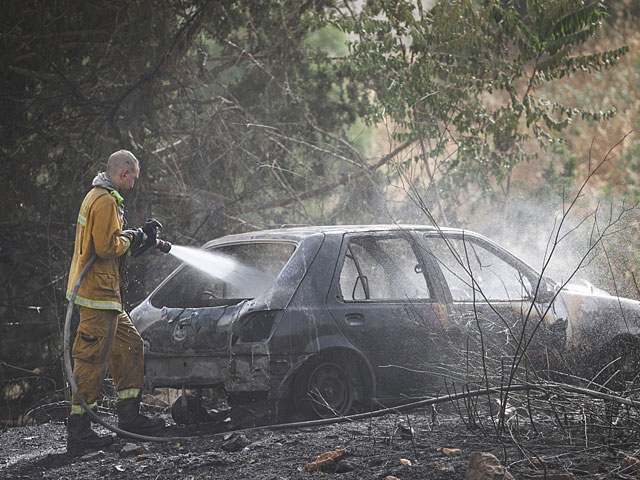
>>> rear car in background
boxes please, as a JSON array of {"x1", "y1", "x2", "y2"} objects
[{"x1": 130, "y1": 225, "x2": 640, "y2": 425}]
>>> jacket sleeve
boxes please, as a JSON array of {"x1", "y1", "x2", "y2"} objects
[{"x1": 91, "y1": 195, "x2": 130, "y2": 259}]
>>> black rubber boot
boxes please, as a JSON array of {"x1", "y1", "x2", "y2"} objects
[
  {"x1": 66, "y1": 413, "x2": 114, "y2": 455},
  {"x1": 117, "y1": 396, "x2": 165, "y2": 435}
]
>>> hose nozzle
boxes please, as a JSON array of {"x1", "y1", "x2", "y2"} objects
[{"x1": 155, "y1": 239, "x2": 172, "y2": 253}]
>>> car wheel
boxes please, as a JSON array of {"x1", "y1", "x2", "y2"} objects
[{"x1": 294, "y1": 361, "x2": 355, "y2": 418}]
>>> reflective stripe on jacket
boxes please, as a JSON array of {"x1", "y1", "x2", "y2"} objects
[{"x1": 66, "y1": 187, "x2": 131, "y2": 311}]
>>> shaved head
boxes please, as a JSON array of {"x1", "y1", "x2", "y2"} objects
[
  {"x1": 107, "y1": 150, "x2": 139, "y2": 177},
  {"x1": 107, "y1": 150, "x2": 140, "y2": 192}
]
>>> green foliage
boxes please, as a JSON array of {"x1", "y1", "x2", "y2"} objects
[{"x1": 329, "y1": 0, "x2": 627, "y2": 199}]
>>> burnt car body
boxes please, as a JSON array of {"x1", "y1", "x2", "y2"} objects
[{"x1": 130, "y1": 225, "x2": 640, "y2": 422}]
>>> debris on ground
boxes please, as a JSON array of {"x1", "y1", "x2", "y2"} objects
[
  {"x1": 466, "y1": 452, "x2": 515, "y2": 480},
  {"x1": 120, "y1": 443, "x2": 148, "y2": 457},
  {"x1": 221, "y1": 433, "x2": 251, "y2": 452},
  {"x1": 304, "y1": 447, "x2": 346, "y2": 472},
  {"x1": 438, "y1": 447, "x2": 461, "y2": 456},
  {"x1": 621, "y1": 456, "x2": 640, "y2": 476},
  {"x1": 526, "y1": 473, "x2": 576, "y2": 479}
]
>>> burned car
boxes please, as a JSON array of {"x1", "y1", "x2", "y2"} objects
[{"x1": 130, "y1": 225, "x2": 640, "y2": 425}]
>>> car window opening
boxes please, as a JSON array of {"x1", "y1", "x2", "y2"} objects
[
  {"x1": 150, "y1": 242, "x2": 296, "y2": 309},
  {"x1": 339, "y1": 236, "x2": 431, "y2": 301}
]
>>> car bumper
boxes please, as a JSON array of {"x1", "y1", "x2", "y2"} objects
[{"x1": 143, "y1": 350, "x2": 293, "y2": 398}]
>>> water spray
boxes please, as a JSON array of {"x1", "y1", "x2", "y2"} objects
[{"x1": 167, "y1": 244, "x2": 272, "y2": 294}]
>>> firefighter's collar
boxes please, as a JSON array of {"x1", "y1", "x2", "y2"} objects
[
  {"x1": 92, "y1": 172, "x2": 122, "y2": 205},
  {"x1": 109, "y1": 189, "x2": 124, "y2": 206}
]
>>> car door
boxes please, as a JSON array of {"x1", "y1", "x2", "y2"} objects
[
  {"x1": 326, "y1": 231, "x2": 449, "y2": 400},
  {"x1": 421, "y1": 232, "x2": 561, "y2": 380}
]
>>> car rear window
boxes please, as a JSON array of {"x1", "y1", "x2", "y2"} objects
[{"x1": 150, "y1": 242, "x2": 296, "y2": 308}]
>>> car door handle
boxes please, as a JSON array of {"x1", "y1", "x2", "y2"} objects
[{"x1": 345, "y1": 313, "x2": 365, "y2": 326}]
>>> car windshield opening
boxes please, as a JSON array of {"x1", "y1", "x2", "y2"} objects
[
  {"x1": 150, "y1": 242, "x2": 297, "y2": 308},
  {"x1": 425, "y1": 236, "x2": 533, "y2": 302}
]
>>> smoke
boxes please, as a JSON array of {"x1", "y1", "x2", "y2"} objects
[
  {"x1": 382, "y1": 181, "x2": 639, "y2": 297},
  {"x1": 481, "y1": 194, "x2": 639, "y2": 295}
]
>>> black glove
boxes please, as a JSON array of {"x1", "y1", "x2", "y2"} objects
[
  {"x1": 122, "y1": 228, "x2": 145, "y2": 253},
  {"x1": 142, "y1": 219, "x2": 163, "y2": 241}
]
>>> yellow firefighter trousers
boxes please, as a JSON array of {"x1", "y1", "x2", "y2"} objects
[{"x1": 70, "y1": 306, "x2": 144, "y2": 414}]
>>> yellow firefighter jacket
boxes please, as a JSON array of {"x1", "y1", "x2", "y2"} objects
[{"x1": 66, "y1": 186, "x2": 131, "y2": 311}]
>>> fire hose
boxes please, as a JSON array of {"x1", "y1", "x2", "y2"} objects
[{"x1": 63, "y1": 244, "x2": 640, "y2": 443}]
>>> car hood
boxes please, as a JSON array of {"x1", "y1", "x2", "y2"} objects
[{"x1": 555, "y1": 282, "x2": 640, "y2": 349}]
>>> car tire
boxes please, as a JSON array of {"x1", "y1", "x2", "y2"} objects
[{"x1": 293, "y1": 360, "x2": 355, "y2": 419}]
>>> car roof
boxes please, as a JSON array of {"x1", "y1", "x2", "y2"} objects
[{"x1": 202, "y1": 224, "x2": 477, "y2": 247}]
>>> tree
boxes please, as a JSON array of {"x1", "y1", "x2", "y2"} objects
[{"x1": 330, "y1": 0, "x2": 628, "y2": 224}]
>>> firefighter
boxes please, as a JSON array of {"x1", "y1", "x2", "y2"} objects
[{"x1": 65, "y1": 149, "x2": 164, "y2": 454}]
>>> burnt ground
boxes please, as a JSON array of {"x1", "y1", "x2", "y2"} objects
[{"x1": 2, "y1": 398, "x2": 640, "y2": 480}]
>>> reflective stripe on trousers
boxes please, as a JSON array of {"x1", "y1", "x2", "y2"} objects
[{"x1": 70, "y1": 306, "x2": 144, "y2": 412}]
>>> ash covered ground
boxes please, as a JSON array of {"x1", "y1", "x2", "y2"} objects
[{"x1": 2, "y1": 401, "x2": 640, "y2": 479}]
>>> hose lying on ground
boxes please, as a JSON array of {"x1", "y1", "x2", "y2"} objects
[{"x1": 64, "y1": 254, "x2": 640, "y2": 443}]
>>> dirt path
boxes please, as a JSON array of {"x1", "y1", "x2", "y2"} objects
[{"x1": 1, "y1": 409, "x2": 637, "y2": 479}]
